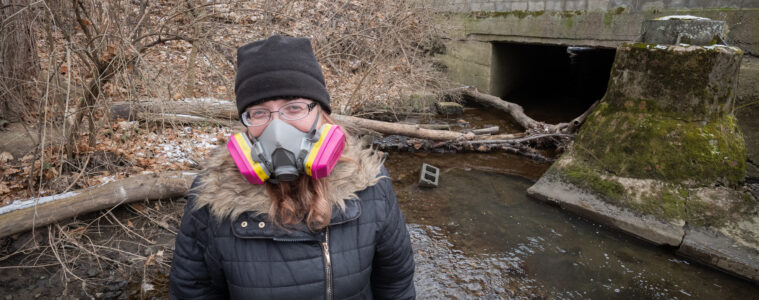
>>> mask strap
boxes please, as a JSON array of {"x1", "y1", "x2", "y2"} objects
[{"x1": 307, "y1": 108, "x2": 321, "y2": 138}]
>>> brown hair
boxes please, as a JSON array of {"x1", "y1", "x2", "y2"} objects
[{"x1": 263, "y1": 110, "x2": 344, "y2": 231}]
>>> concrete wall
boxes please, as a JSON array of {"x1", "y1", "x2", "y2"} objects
[{"x1": 431, "y1": 0, "x2": 757, "y2": 13}]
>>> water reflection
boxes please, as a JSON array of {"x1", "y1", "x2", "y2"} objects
[{"x1": 388, "y1": 153, "x2": 759, "y2": 299}]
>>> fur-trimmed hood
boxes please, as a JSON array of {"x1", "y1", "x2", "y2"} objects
[{"x1": 191, "y1": 135, "x2": 385, "y2": 221}]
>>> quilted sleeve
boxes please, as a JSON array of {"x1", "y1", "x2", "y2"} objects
[
  {"x1": 169, "y1": 177, "x2": 228, "y2": 299},
  {"x1": 371, "y1": 167, "x2": 416, "y2": 300}
]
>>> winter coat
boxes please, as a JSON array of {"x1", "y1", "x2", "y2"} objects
[{"x1": 169, "y1": 138, "x2": 415, "y2": 300}]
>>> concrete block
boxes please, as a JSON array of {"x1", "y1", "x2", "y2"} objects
[
  {"x1": 545, "y1": 0, "x2": 563, "y2": 11},
  {"x1": 470, "y1": 2, "x2": 482, "y2": 11},
  {"x1": 495, "y1": 2, "x2": 511, "y2": 11},
  {"x1": 528, "y1": 0, "x2": 546, "y2": 11},
  {"x1": 444, "y1": 40, "x2": 492, "y2": 66},
  {"x1": 640, "y1": 0, "x2": 665, "y2": 11},
  {"x1": 450, "y1": 3, "x2": 468, "y2": 12},
  {"x1": 587, "y1": 0, "x2": 610, "y2": 11},
  {"x1": 565, "y1": 0, "x2": 586, "y2": 10},
  {"x1": 512, "y1": 1, "x2": 528, "y2": 11},
  {"x1": 480, "y1": 2, "x2": 496, "y2": 11},
  {"x1": 437, "y1": 54, "x2": 491, "y2": 93},
  {"x1": 418, "y1": 163, "x2": 440, "y2": 188}
]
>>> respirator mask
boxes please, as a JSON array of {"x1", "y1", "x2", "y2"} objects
[{"x1": 227, "y1": 110, "x2": 346, "y2": 184}]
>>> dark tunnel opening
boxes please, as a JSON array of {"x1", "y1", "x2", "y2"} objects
[{"x1": 490, "y1": 42, "x2": 616, "y2": 124}]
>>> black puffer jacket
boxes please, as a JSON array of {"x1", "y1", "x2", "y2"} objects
[{"x1": 169, "y1": 142, "x2": 415, "y2": 299}]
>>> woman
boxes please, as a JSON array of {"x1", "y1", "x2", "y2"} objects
[{"x1": 169, "y1": 35, "x2": 416, "y2": 299}]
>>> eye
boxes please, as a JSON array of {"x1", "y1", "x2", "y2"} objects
[
  {"x1": 285, "y1": 104, "x2": 304, "y2": 112},
  {"x1": 250, "y1": 110, "x2": 269, "y2": 119}
]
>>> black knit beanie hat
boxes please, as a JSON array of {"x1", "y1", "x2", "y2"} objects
[{"x1": 235, "y1": 35, "x2": 331, "y2": 115}]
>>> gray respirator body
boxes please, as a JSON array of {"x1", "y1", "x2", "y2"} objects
[{"x1": 248, "y1": 115, "x2": 320, "y2": 183}]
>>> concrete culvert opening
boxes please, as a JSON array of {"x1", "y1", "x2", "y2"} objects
[{"x1": 490, "y1": 42, "x2": 616, "y2": 124}]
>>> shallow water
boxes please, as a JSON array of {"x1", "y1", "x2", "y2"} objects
[{"x1": 386, "y1": 152, "x2": 759, "y2": 299}]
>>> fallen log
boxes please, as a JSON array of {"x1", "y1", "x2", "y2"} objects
[
  {"x1": 451, "y1": 86, "x2": 599, "y2": 134},
  {"x1": 112, "y1": 100, "x2": 524, "y2": 141},
  {"x1": 141, "y1": 112, "x2": 239, "y2": 128},
  {"x1": 372, "y1": 133, "x2": 568, "y2": 161},
  {"x1": 111, "y1": 98, "x2": 238, "y2": 121},
  {"x1": 0, "y1": 171, "x2": 196, "y2": 239},
  {"x1": 332, "y1": 114, "x2": 522, "y2": 141},
  {"x1": 452, "y1": 86, "x2": 549, "y2": 131},
  {"x1": 469, "y1": 126, "x2": 499, "y2": 135}
]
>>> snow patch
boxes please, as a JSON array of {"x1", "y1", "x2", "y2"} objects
[
  {"x1": 0, "y1": 191, "x2": 80, "y2": 215},
  {"x1": 655, "y1": 15, "x2": 710, "y2": 21}
]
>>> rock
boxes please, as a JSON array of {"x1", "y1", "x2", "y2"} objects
[
  {"x1": 142, "y1": 246, "x2": 157, "y2": 256},
  {"x1": 405, "y1": 92, "x2": 438, "y2": 111},
  {"x1": 101, "y1": 291, "x2": 121, "y2": 299},
  {"x1": 435, "y1": 102, "x2": 463, "y2": 115},
  {"x1": 87, "y1": 267, "x2": 100, "y2": 278},
  {"x1": 104, "y1": 279, "x2": 127, "y2": 292},
  {"x1": 34, "y1": 277, "x2": 49, "y2": 289}
]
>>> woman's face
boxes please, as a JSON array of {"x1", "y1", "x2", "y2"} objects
[{"x1": 245, "y1": 98, "x2": 323, "y2": 138}]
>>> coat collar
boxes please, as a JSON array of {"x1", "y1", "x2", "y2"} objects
[
  {"x1": 230, "y1": 199, "x2": 361, "y2": 242},
  {"x1": 191, "y1": 133, "x2": 384, "y2": 236}
]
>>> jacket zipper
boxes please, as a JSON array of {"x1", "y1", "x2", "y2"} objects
[{"x1": 322, "y1": 227, "x2": 333, "y2": 300}]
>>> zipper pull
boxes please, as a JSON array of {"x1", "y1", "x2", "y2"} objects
[{"x1": 323, "y1": 228, "x2": 331, "y2": 265}]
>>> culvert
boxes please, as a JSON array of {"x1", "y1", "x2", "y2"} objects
[{"x1": 490, "y1": 42, "x2": 615, "y2": 123}]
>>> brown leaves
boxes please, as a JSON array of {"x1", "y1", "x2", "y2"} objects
[{"x1": 0, "y1": 182, "x2": 10, "y2": 195}]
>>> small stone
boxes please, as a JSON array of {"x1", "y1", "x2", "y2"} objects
[
  {"x1": 6, "y1": 295, "x2": 13, "y2": 300},
  {"x1": 435, "y1": 102, "x2": 463, "y2": 115},
  {"x1": 88, "y1": 267, "x2": 100, "y2": 277},
  {"x1": 143, "y1": 246, "x2": 157, "y2": 256}
]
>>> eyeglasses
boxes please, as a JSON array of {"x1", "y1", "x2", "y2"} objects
[{"x1": 241, "y1": 102, "x2": 318, "y2": 127}]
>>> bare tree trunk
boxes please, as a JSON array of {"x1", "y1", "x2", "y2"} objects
[{"x1": 0, "y1": 0, "x2": 40, "y2": 121}]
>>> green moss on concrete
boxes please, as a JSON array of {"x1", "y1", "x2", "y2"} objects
[
  {"x1": 635, "y1": 185, "x2": 688, "y2": 221},
  {"x1": 603, "y1": 7, "x2": 626, "y2": 27},
  {"x1": 687, "y1": 197, "x2": 727, "y2": 226},
  {"x1": 469, "y1": 10, "x2": 545, "y2": 20},
  {"x1": 469, "y1": 10, "x2": 590, "y2": 23},
  {"x1": 561, "y1": 163, "x2": 626, "y2": 202},
  {"x1": 575, "y1": 102, "x2": 746, "y2": 187},
  {"x1": 554, "y1": 158, "x2": 752, "y2": 226}
]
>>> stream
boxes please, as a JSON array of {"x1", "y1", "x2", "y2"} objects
[
  {"x1": 384, "y1": 107, "x2": 759, "y2": 299},
  {"x1": 386, "y1": 152, "x2": 759, "y2": 299}
]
